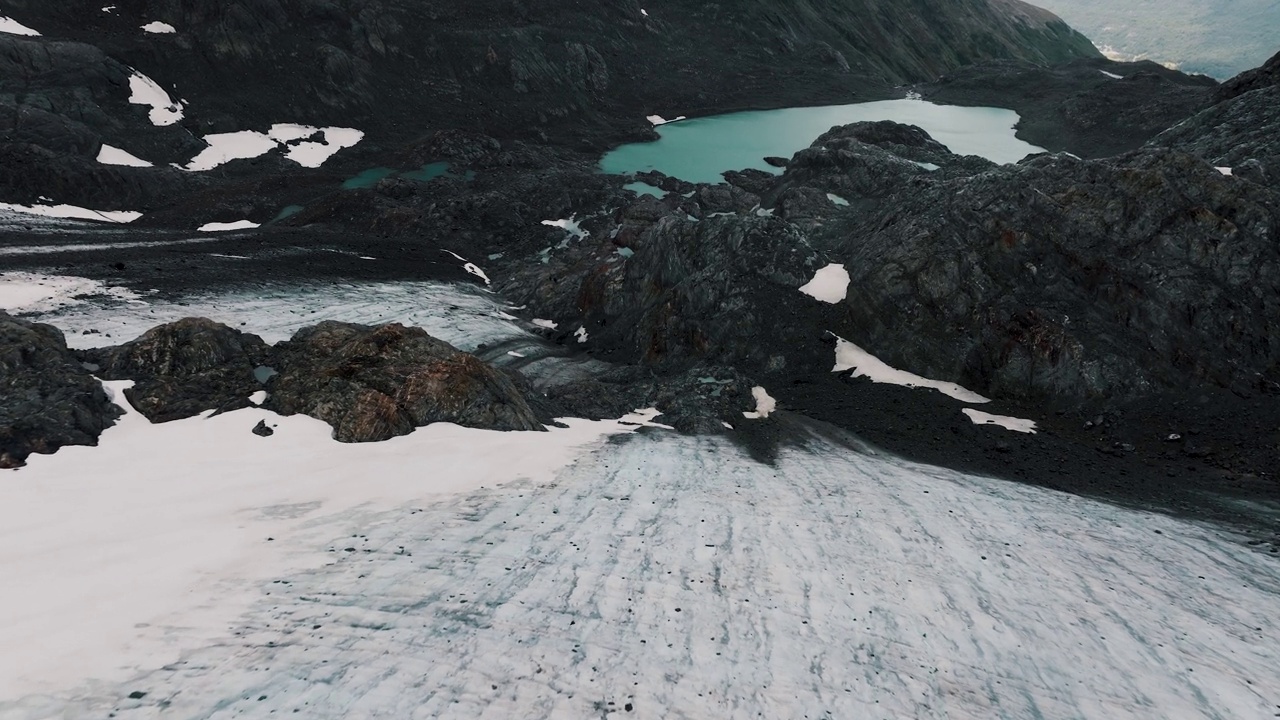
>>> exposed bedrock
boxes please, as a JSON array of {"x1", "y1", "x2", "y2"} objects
[{"x1": 0, "y1": 311, "x2": 122, "y2": 468}]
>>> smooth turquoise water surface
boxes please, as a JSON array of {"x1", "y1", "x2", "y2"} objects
[{"x1": 600, "y1": 99, "x2": 1045, "y2": 184}]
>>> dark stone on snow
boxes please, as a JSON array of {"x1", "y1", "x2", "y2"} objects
[
  {"x1": 266, "y1": 322, "x2": 547, "y2": 442},
  {"x1": 0, "y1": 311, "x2": 121, "y2": 468},
  {"x1": 252, "y1": 420, "x2": 274, "y2": 437},
  {"x1": 84, "y1": 318, "x2": 272, "y2": 423}
]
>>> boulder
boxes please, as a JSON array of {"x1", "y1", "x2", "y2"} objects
[
  {"x1": 85, "y1": 318, "x2": 272, "y2": 423},
  {"x1": 266, "y1": 322, "x2": 546, "y2": 442},
  {"x1": 0, "y1": 311, "x2": 121, "y2": 468}
]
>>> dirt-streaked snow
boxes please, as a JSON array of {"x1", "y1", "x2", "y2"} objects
[
  {"x1": 0, "y1": 272, "x2": 142, "y2": 313},
  {"x1": 962, "y1": 408, "x2": 1037, "y2": 433},
  {"x1": 0, "y1": 381, "x2": 670, "y2": 702},
  {"x1": 0, "y1": 202, "x2": 141, "y2": 224},
  {"x1": 4, "y1": 428, "x2": 1278, "y2": 718}
]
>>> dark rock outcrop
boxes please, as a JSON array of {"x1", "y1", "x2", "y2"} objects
[
  {"x1": 1, "y1": 311, "x2": 121, "y2": 468},
  {"x1": 817, "y1": 146, "x2": 1280, "y2": 401},
  {"x1": 266, "y1": 322, "x2": 546, "y2": 442},
  {"x1": 84, "y1": 318, "x2": 272, "y2": 423},
  {"x1": 922, "y1": 58, "x2": 1218, "y2": 157},
  {"x1": 1150, "y1": 85, "x2": 1280, "y2": 186}
]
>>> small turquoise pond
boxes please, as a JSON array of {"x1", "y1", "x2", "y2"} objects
[
  {"x1": 342, "y1": 162, "x2": 472, "y2": 190},
  {"x1": 600, "y1": 99, "x2": 1045, "y2": 184}
]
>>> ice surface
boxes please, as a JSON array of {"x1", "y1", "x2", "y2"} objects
[
  {"x1": 0, "y1": 272, "x2": 141, "y2": 313},
  {"x1": 0, "y1": 16, "x2": 40, "y2": 35},
  {"x1": 0, "y1": 202, "x2": 141, "y2": 224},
  {"x1": 140, "y1": 21, "x2": 175, "y2": 33},
  {"x1": 798, "y1": 263, "x2": 850, "y2": 303},
  {"x1": 96, "y1": 144, "x2": 153, "y2": 167},
  {"x1": 197, "y1": 220, "x2": 260, "y2": 232},
  {"x1": 127, "y1": 72, "x2": 183, "y2": 127},
  {"x1": 962, "y1": 408, "x2": 1037, "y2": 433},
  {"x1": 0, "y1": 381, "x2": 665, "y2": 701},
  {"x1": 5, "y1": 431, "x2": 1278, "y2": 718},
  {"x1": 832, "y1": 334, "x2": 990, "y2": 403}
]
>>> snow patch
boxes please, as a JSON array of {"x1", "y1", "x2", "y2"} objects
[
  {"x1": 742, "y1": 386, "x2": 777, "y2": 419},
  {"x1": 0, "y1": 202, "x2": 141, "y2": 224},
  {"x1": 198, "y1": 220, "x2": 260, "y2": 232},
  {"x1": 532, "y1": 318, "x2": 559, "y2": 330},
  {"x1": 832, "y1": 334, "x2": 990, "y2": 403},
  {"x1": 962, "y1": 408, "x2": 1037, "y2": 434},
  {"x1": 128, "y1": 72, "x2": 183, "y2": 127},
  {"x1": 0, "y1": 272, "x2": 141, "y2": 314},
  {"x1": 1100, "y1": 70, "x2": 1123, "y2": 79},
  {"x1": 574, "y1": 326, "x2": 589, "y2": 343},
  {"x1": 826, "y1": 193, "x2": 850, "y2": 207},
  {"x1": 141, "y1": 21, "x2": 175, "y2": 33},
  {"x1": 96, "y1": 144, "x2": 153, "y2": 167},
  {"x1": 248, "y1": 390, "x2": 268, "y2": 406},
  {"x1": 443, "y1": 250, "x2": 492, "y2": 286},
  {"x1": 798, "y1": 264, "x2": 850, "y2": 304},
  {"x1": 541, "y1": 217, "x2": 588, "y2": 239},
  {"x1": 1215, "y1": 167, "x2": 1233, "y2": 176},
  {"x1": 647, "y1": 114, "x2": 687, "y2": 126},
  {"x1": 0, "y1": 16, "x2": 40, "y2": 36},
  {"x1": 185, "y1": 125, "x2": 363, "y2": 171}
]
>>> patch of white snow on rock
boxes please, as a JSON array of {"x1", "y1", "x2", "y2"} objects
[
  {"x1": 0, "y1": 202, "x2": 141, "y2": 224},
  {"x1": 742, "y1": 386, "x2": 777, "y2": 419},
  {"x1": 963, "y1": 408, "x2": 1038, "y2": 433},
  {"x1": 798, "y1": 263, "x2": 850, "y2": 303},
  {"x1": 140, "y1": 21, "x2": 176, "y2": 33},
  {"x1": 184, "y1": 125, "x2": 363, "y2": 171},
  {"x1": 127, "y1": 71, "x2": 183, "y2": 127},
  {"x1": 96, "y1": 144, "x2": 153, "y2": 167},
  {"x1": 0, "y1": 16, "x2": 40, "y2": 36},
  {"x1": 197, "y1": 220, "x2": 260, "y2": 232},
  {"x1": 832, "y1": 333, "x2": 990, "y2": 403},
  {"x1": 0, "y1": 272, "x2": 141, "y2": 314}
]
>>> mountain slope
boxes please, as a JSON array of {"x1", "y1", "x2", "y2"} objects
[{"x1": 1, "y1": 0, "x2": 1098, "y2": 159}]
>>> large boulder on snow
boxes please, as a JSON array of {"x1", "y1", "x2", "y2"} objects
[
  {"x1": 266, "y1": 322, "x2": 546, "y2": 442},
  {"x1": 0, "y1": 311, "x2": 121, "y2": 468},
  {"x1": 86, "y1": 317, "x2": 272, "y2": 422}
]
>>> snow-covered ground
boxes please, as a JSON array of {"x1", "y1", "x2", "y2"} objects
[
  {"x1": 2, "y1": 278, "x2": 1279, "y2": 719},
  {"x1": 2, "y1": 424, "x2": 1277, "y2": 718}
]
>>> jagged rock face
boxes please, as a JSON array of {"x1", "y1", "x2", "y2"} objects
[
  {"x1": 267, "y1": 322, "x2": 546, "y2": 442},
  {"x1": 1151, "y1": 85, "x2": 1280, "y2": 186},
  {"x1": 1215, "y1": 49, "x2": 1280, "y2": 102},
  {"x1": 546, "y1": 365, "x2": 758, "y2": 434},
  {"x1": 822, "y1": 148, "x2": 1280, "y2": 400},
  {"x1": 0, "y1": 312, "x2": 121, "y2": 468},
  {"x1": 86, "y1": 317, "x2": 272, "y2": 423},
  {"x1": 507, "y1": 209, "x2": 832, "y2": 374}
]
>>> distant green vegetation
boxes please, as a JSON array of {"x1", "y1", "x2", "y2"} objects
[{"x1": 1032, "y1": 0, "x2": 1280, "y2": 78}]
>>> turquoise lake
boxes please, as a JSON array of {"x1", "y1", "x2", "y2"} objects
[{"x1": 600, "y1": 99, "x2": 1045, "y2": 184}]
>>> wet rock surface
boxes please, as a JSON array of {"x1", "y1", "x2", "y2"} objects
[
  {"x1": 266, "y1": 322, "x2": 547, "y2": 442},
  {"x1": 0, "y1": 311, "x2": 121, "y2": 468}
]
